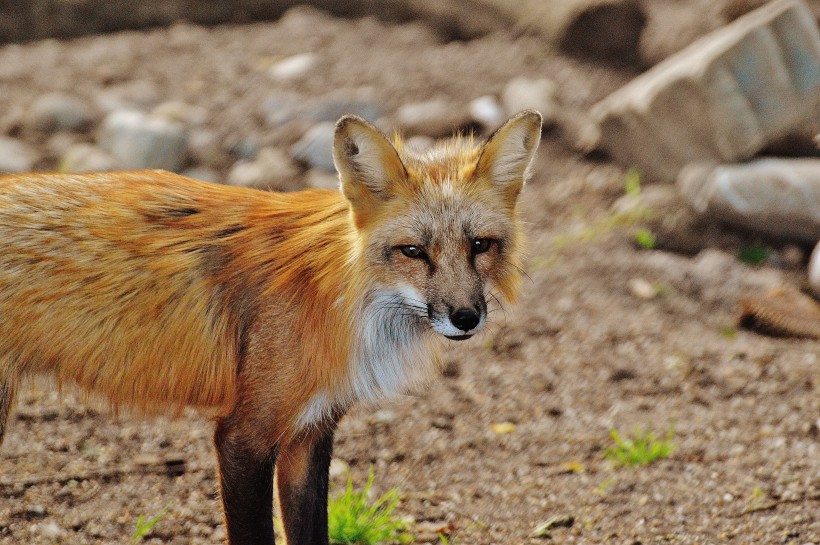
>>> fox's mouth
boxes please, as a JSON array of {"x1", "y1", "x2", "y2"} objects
[{"x1": 444, "y1": 334, "x2": 473, "y2": 341}]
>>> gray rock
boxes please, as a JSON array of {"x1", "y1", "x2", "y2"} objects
[
  {"x1": 99, "y1": 110, "x2": 188, "y2": 172},
  {"x1": 678, "y1": 158, "x2": 820, "y2": 242},
  {"x1": 26, "y1": 93, "x2": 95, "y2": 132},
  {"x1": 590, "y1": 0, "x2": 820, "y2": 182},
  {"x1": 60, "y1": 143, "x2": 121, "y2": 173},
  {"x1": 227, "y1": 148, "x2": 301, "y2": 191},
  {"x1": 808, "y1": 242, "x2": 820, "y2": 297},
  {"x1": 291, "y1": 122, "x2": 336, "y2": 172},
  {"x1": 469, "y1": 95, "x2": 505, "y2": 130},
  {"x1": 501, "y1": 78, "x2": 558, "y2": 125},
  {"x1": 0, "y1": 137, "x2": 40, "y2": 173},
  {"x1": 395, "y1": 99, "x2": 473, "y2": 138}
]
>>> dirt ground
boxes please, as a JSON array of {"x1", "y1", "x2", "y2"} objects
[{"x1": 0, "y1": 5, "x2": 818, "y2": 545}]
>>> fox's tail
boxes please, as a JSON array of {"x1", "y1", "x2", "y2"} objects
[{"x1": 0, "y1": 377, "x2": 15, "y2": 445}]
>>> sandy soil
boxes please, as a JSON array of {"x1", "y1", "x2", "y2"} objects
[{"x1": 0, "y1": 6, "x2": 818, "y2": 545}]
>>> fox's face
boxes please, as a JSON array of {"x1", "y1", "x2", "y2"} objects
[{"x1": 333, "y1": 111, "x2": 541, "y2": 340}]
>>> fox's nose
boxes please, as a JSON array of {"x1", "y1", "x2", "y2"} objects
[{"x1": 450, "y1": 308, "x2": 480, "y2": 332}]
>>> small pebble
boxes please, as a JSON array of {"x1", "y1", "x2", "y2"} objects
[
  {"x1": 469, "y1": 95, "x2": 505, "y2": 129},
  {"x1": 809, "y1": 241, "x2": 820, "y2": 297},
  {"x1": 395, "y1": 99, "x2": 472, "y2": 138},
  {"x1": 628, "y1": 278, "x2": 658, "y2": 299},
  {"x1": 269, "y1": 53, "x2": 318, "y2": 81},
  {"x1": 99, "y1": 110, "x2": 188, "y2": 172},
  {"x1": 328, "y1": 458, "x2": 349, "y2": 480},
  {"x1": 227, "y1": 148, "x2": 301, "y2": 191},
  {"x1": 60, "y1": 143, "x2": 120, "y2": 173}
]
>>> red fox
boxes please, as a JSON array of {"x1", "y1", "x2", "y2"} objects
[{"x1": 0, "y1": 110, "x2": 541, "y2": 544}]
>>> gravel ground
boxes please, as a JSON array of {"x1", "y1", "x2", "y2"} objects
[{"x1": 0, "y1": 6, "x2": 818, "y2": 545}]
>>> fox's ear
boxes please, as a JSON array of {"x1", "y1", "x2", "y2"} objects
[
  {"x1": 474, "y1": 110, "x2": 542, "y2": 204},
  {"x1": 333, "y1": 115, "x2": 407, "y2": 213}
]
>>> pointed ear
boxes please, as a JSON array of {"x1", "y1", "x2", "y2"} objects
[
  {"x1": 333, "y1": 115, "x2": 407, "y2": 213},
  {"x1": 474, "y1": 110, "x2": 542, "y2": 204}
]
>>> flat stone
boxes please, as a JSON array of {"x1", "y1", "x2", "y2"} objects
[
  {"x1": 469, "y1": 95, "x2": 505, "y2": 130},
  {"x1": 590, "y1": 0, "x2": 820, "y2": 182},
  {"x1": 268, "y1": 52, "x2": 318, "y2": 81},
  {"x1": 678, "y1": 158, "x2": 820, "y2": 242}
]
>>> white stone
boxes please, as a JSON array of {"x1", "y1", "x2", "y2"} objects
[
  {"x1": 268, "y1": 53, "x2": 318, "y2": 81},
  {"x1": 290, "y1": 122, "x2": 336, "y2": 172},
  {"x1": 809, "y1": 241, "x2": 820, "y2": 297},
  {"x1": 227, "y1": 148, "x2": 300, "y2": 191},
  {"x1": 469, "y1": 95, "x2": 505, "y2": 129}
]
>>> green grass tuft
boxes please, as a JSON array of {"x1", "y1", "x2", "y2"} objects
[
  {"x1": 634, "y1": 228, "x2": 656, "y2": 250},
  {"x1": 604, "y1": 425, "x2": 676, "y2": 467},
  {"x1": 131, "y1": 507, "x2": 169, "y2": 543},
  {"x1": 624, "y1": 168, "x2": 642, "y2": 196},
  {"x1": 738, "y1": 244, "x2": 769, "y2": 265},
  {"x1": 328, "y1": 468, "x2": 411, "y2": 545}
]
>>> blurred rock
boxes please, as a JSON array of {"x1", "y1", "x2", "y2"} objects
[
  {"x1": 305, "y1": 168, "x2": 339, "y2": 190},
  {"x1": 501, "y1": 77, "x2": 558, "y2": 126},
  {"x1": 182, "y1": 167, "x2": 220, "y2": 183},
  {"x1": 395, "y1": 99, "x2": 473, "y2": 138},
  {"x1": 328, "y1": 458, "x2": 349, "y2": 480},
  {"x1": 405, "y1": 135, "x2": 435, "y2": 153},
  {"x1": 94, "y1": 81, "x2": 161, "y2": 113},
  {"x1": 291, "y1": 122, "x2": 336, "y2": 172},
  {"x1": 476, "y1": 0, "x2": 646, "y2": 64},
  {"x1": 469, "y1": 95, "x2": 505, "y2": 130},
  {"x1": 152, "y1": 101, "x2": 208, "y2": 126},
  {"x1": 628, "y1": 277, "x2": 657, "y2": 299},
  {"x1": 810, "y1": 242, "x2": 820, "y2": 297},
  {"x1": 678, "y1": 158, "x2": 820, "y2": 242},
  {"x1": 227, "y1": 148, "x2": 301, "y2": 191},
  {"x1": 60, "y1": 143, "x2": 121, "y2": 173},
  {"x1": 25, "y1": 93, "x2": 95, "y2": 132},
  {"x1": 45, "y1": 132, "x2": 82, "y2": 157},
  {"x1": 590, "y1": 0, "x2": 820, "y2": 182},
  {"x1": 268, "y1": 52, "x2": 318, "y2": 81},
  {"x1": 0, "y1": 137, "x2": 40, "y2": 173},
  {"x1": 99, "y1": 110, "x2": 188, "y2": 172}
]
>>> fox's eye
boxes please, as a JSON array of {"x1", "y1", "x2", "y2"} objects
[
  {"x1": 472, "y1": 238, "x2": 493, "y2": 254},
  {"x1": 399, "y1": 245, "x2": 427, "y2": 259}
]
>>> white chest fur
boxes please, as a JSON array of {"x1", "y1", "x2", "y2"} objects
[{"x1": 295, "y1": 288, "x2": 438, "y2": 430}]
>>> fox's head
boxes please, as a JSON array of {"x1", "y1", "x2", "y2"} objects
[{"x1": 333, "y1": 110, "x2": 541, "y2": 341}]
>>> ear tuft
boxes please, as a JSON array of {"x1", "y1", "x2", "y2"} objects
[
  {"x1": 333, "y1": 115, "x2": 406, "y2": 204},
  {"x1": 475, "y1": 110, "x2": 542, "y2": 203}
]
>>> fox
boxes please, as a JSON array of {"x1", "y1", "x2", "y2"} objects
[{"x1": 0, "y1": 110, "x2": 541, "y2": 544}]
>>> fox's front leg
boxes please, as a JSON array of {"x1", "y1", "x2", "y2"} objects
[
  {"x1": 215, "y1": 417, "x2": 278, "y2": 545},
  {"x1": 276, "y1": 423, "x2": 338, "y2": 545}
]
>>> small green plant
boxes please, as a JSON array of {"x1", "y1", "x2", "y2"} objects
[
  {"x1": 131, "y1": 507, "x2": 169, "y2": 543},
  {"x1": 634, "y1": 228, "x2": 656, "y2": 250},
  {"x1": 738, "y1": 244, "x2": 769, "y2": 265},
  {"x1": 328, "y1": 468, "x2": 411, "y2": 545},
  {"x1": 604, "y1": 425, "x2": 676, "y2": 467},
  {"x1": 624, "y1": 168, "x2": 642, "y2": 196}
]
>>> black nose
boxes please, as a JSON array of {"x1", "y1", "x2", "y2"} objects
[{"x1": 450, "y1": 308, "x2": 480, "y2": 332}]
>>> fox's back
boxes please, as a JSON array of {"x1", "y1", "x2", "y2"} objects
[{"x1": 0, "y1": 171, "x2": 348, "y2": 412}]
